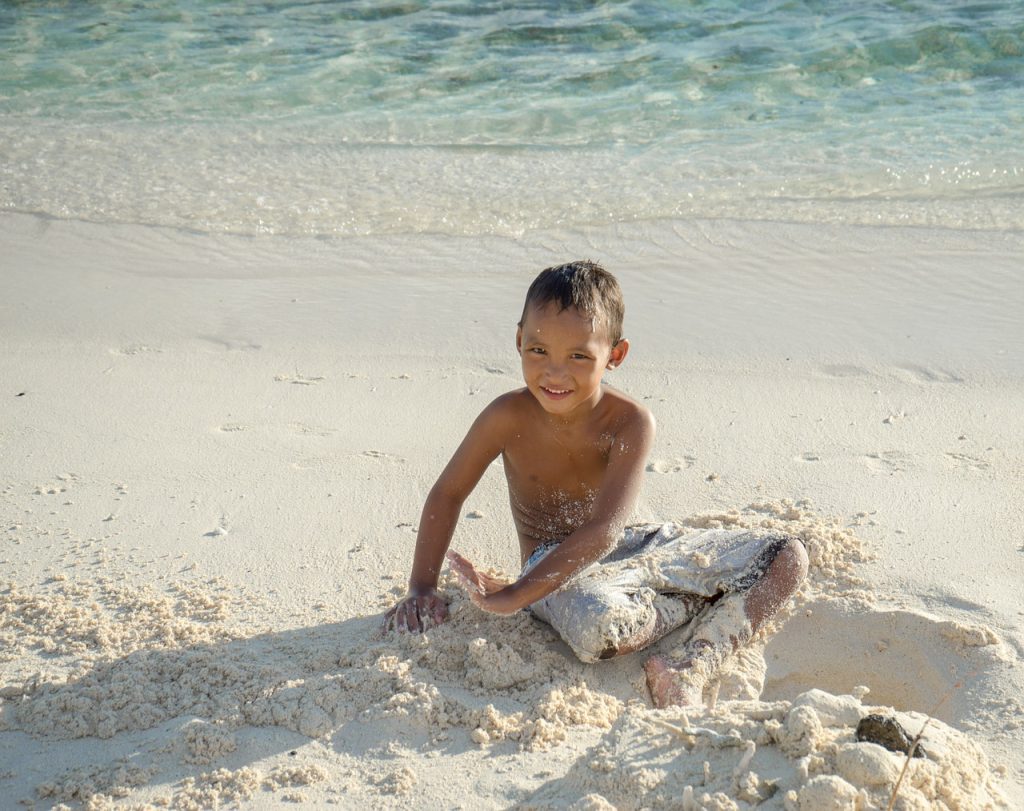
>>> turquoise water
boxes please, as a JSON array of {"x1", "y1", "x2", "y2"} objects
[{"x1": 1, "y1": 0, "x2": 1022, "y2": 236}]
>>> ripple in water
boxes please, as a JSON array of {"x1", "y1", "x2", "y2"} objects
[{"x1": 1, "y1": 1, "x2": 1021, "y2": 235}]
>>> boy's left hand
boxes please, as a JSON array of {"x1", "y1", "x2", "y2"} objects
[{"x1": 446, "y1": 550, "x2": 520, "y2": 615}]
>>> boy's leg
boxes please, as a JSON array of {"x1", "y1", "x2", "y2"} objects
[
  {"x1": 597, "y1": 591, "x2": 710, "y2": 657},
  {"x1": 645, "y1": 536, "x2": 808, "y2": 708},
  {"x1": 532, "y1": 578, "x2": 708, "y2": 663},
  {"x1": 526, "y1": 526, "x2": 704, "y2": 663}
]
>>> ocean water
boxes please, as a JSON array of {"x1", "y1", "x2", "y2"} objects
[{"x1": 1, "y1": 0, "x2": 1022, "y2": 237}]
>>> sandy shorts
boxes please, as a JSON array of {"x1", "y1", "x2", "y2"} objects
[{"x1": 523, "y1": 523, "x2": 793, "y2": 663}]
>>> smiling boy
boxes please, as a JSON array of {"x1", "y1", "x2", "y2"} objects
[{"x1": 384, "y1": 261, "x2": 807, "y2": 707}]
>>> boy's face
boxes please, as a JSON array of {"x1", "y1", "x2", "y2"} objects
[{"x1": 516, "y1": 302, "x2": 629, "y2": 419}]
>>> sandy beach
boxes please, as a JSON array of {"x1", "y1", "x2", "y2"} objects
[{"x1": 1, "y1": 211, "x2": 1021, "y2": 808}]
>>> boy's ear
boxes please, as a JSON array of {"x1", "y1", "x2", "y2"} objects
[
  {"x1": 606, "y1": 337, "x2": 630, "y2": 369},
  {"x1": 515, "y1": 326, "x2": 523, "y2": 355}
]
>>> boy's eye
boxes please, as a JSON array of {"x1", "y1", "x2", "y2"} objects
[
  {"x1": 529, "y1": 347, "x2": 546, "y2": 354},
  {"x1": 571, "y1": 354, "x2": 590, "y2": 360}
]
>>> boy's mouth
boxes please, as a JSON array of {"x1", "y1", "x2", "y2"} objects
[{"x1": 540, "y1": 386, "x2": 573, "y2": 400}]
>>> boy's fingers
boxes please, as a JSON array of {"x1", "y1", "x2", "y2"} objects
[
  {"x1": 450, "y1": 557, "x2": 480, "y2": 585},
  {"x1": 447, "y1": 550, "x2": 475, "y2": 572},
  {"x1": 455, "y1": 572, "x2": 481, "y2": 594},
  {"x1": 397, "y1": 601, "x2": 420, "y2": 634},
  {"x1": 384, "y1": 594, "x2": 447, "y2": 635}
]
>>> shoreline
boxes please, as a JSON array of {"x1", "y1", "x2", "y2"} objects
[{"x1": 2, "y1": 211, "x2": 1021, "y2": 807}]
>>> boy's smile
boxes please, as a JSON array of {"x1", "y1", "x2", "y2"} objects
[{"x1": 517, "y1": 302, "x2": 629, "y2": 419}]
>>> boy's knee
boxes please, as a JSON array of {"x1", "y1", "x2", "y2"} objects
[
  {"x1": 556, "y1": 591, "x2": 655, "y2": 663},
  {"x1": 770, "y1": 536, "x2": 809, "y2": 585},
  {"x1": 564, "y1": 623, "x2": 617, "y2": 663}
]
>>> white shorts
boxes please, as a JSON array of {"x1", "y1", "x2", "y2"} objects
[{"x1": 524, "y1": 524, "x2": 793, "y2": 663}]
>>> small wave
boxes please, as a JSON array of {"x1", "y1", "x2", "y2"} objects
[{"x1": 1, "y1": 120, "x2": 1021, "y2": 237}]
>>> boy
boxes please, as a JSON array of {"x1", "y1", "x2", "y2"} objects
[{"x1": 383, "y1": 261, "x2": 807, "y2": 707}]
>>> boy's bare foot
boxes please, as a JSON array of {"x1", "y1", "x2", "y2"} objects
[{"x1": 644, "y1": 653, "x2": 706, "y2": 708}]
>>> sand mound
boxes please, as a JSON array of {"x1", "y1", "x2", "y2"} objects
[{"x1": 523, "y1": 687, "x2": 1009, "y2": 809}]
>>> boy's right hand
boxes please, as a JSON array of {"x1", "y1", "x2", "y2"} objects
[{"x1": 383, "y1": 588, "x2": 448, "y2": 634}]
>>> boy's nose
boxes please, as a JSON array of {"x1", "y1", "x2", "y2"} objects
[{"x1": 544, "y1": 357, "x2": 568, "y2": 375}]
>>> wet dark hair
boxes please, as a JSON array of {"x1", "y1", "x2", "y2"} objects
[{"x1": 518, "y1": 260, "x2": 624, "y2": 344}]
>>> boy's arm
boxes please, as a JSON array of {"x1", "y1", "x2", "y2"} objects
[
  {"x1": 384, "y1": 396, "x2": 510, "y2": 633},
  {"x1": 452, "y1": 406, "x2": 655, "y2": 614}
]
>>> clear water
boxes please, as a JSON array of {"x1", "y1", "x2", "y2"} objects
[{"x1": 1, "y1": 0, "x2": 1022, "y2": 236}]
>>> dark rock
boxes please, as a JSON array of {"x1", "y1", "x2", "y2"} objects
[{"x1": 855, "y1": 714, "x2": 926, "y2": 758}]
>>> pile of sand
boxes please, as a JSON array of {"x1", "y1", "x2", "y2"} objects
[
  {"x1": 525, "y1": 688, "x2": 1007, "y2": 810},
  {"x1": 0, "y1": 502, "x2": 1011, "y2": 808}
]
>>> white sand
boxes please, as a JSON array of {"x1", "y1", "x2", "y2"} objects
[{"x1": 1, "y1": 211, "x2": 1021, "y2": 809}]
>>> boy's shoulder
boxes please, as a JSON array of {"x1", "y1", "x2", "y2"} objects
[
  {"x1": 599, "y1": 386, "x2": 657, "y2": 434},
  {"x1": 465, "y1": 388, "x2": 526, "y2": 422},
  {"x1": 477, "y1": 387, "x2": 535, "y2": 423}
]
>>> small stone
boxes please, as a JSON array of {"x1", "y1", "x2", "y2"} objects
[{"x1": 855, "y1": 714, "x2": 926, "y2": 758}]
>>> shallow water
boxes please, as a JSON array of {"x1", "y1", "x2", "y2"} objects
[{"x1": 1, "y1": 0, "x2": 1022, "y2": 236}]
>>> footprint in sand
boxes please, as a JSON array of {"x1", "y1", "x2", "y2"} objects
[
  {"x1": 892, "y1": 365, "x2": 964, "y2": 385},
  {"x1": 646, "y1": 457, "x2": 696, "y2": 474},
  {"x1": 861, "y1": 451, "x2": 909, "y2": 473},
  {"x1": 943, "y1": 452, "x2": 991, "y2": 472},
  {"x1": 33, "y1": 473, "x2": 79, "y2": 496},
  {"x1": 289, "y1": 422, "x2": 335, "y2": 437},
  {"x1": 882, "y1": 411, "x2": 906, "y2": 425},
  {"x1": 34, "y1": 484, "x2": 68, "y2": 495},
  {"x1": 274, "y1": 373, "x2": 324, "y2": 385},
  {"x1": 361, "y1": 450, "x2": 405, "y2": 463},
  {"x1": 820, "y1": 364, "x2": 870, "y2": 379},
  {"x1": 197, "y1": 335, "x2": 262, "y2": 352},
  {"x1": 110, "y1": 344, "x2": 162, "y2": 356},
  {"x1": 217, "y1": 423, "x2": 248, "y2": 433}
]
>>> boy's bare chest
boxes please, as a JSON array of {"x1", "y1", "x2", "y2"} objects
[
  {"x1": 505, "y1": 425, "x2": 612, "y2": 485},
  {"x1": 502, "y1": 429, "x2": 613, "y2": 539}
]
